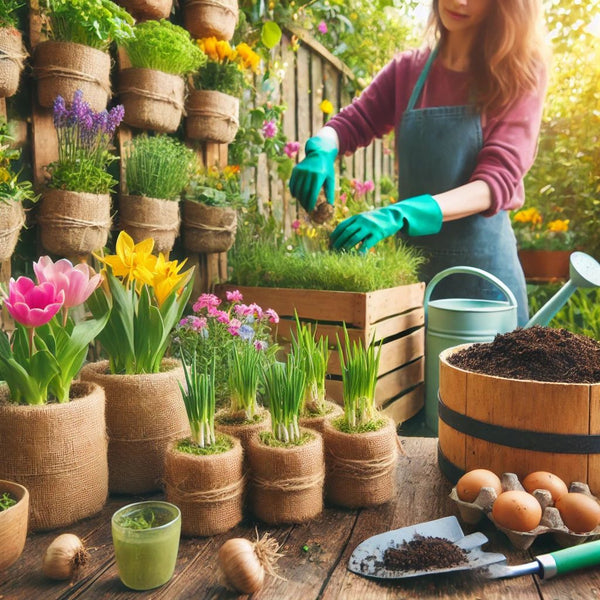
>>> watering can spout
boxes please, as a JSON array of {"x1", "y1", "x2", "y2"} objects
[{"x1": 524, "y1": 252, "x2": 600, "y2": 328}]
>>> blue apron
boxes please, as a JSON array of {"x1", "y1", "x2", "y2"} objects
[{"x1": 397, "y1": 47, "x2": 528, "y2": 325}]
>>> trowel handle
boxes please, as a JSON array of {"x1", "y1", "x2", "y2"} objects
[
  {"x1": 524, "y1": 280, "x2": 576, "y2": 328},
  {"x1": 538, "y1": 539, "x2": 600, "y2": 579}
]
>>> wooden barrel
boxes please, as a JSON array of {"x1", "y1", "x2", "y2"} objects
[{"x1": 437, "y1": 344, "x2": 600, "y2": 494}]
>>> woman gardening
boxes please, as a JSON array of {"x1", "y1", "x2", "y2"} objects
[{"x1": 289, "y1": 0, "x2": 549, "y2": 326}]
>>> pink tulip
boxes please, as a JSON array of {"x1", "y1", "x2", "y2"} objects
[
  {"x1": 3, "y1": 277, "x2": 64, "y2": 328},
  {"x1": 33, "y1": 256, "x2": 102, "y2": 309}
]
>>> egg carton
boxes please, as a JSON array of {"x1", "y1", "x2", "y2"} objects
[{"x1": 449, "y1": 472, "x2": 600, "y2": 550}]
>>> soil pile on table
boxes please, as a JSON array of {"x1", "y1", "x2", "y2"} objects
[
  {"x1": 383, "y1": 535, "x2": 468, "y2": 571},
  {"x1": 448, "y1": 326, "x2": 600, "y2": 383}
]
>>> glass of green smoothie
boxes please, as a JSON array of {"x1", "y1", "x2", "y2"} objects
[{"x1": 111, "y1": 501, "x2": 181, "y2": 590}]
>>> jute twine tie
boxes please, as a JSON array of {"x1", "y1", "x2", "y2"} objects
[
  {"x1": 166, "y1": 475, "x2": 245, "y2": 505},
  {"x1": 186, "y1": 0, "x2": 237, "y2": 15},
  {"x1": 252, "y1": 469, "x2": 325, "y2": 492},
  {"x1": 326, "y1": 448, "x2": 398, "y2": 480},
  {"x1": 110, "y1": 428, "x2": 189, "y2": 443},
  {"x1": 120, "y1": 217, "x2": 180, "y2": 233},
  {"x1": 0, "y1": 47, "x2": 27, "y2": 69},
  {"x1": 37, "y1": 213, "x2": 111, "y2": 230},
  {"x1": 0, "y1": 216, "x2": 25, "y2": 239},
  {"x1": 186, "y1": 106, "x2": 239, "y2": 126},
  {"x1": 184, "y1": 220, "x2": 236, "y2": 233},
  {"x1": 119, "y1": 85, "x2": 185, "y2": 112},
  {"x1": 32, "y1": 65, "x2": 111, "y2": 95}
]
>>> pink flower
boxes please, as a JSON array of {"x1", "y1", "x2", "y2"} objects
[
  {"x1": 317, "y1": 21, "x2": 328, "y2": 34},
  {"x1": 262, "y1": 119, "x2": 278, "y2": 139},
  {"x1": 340, "y1": 192, "x2": 348, "y2": 204},
  {"x1": 3, "y1": 277, "x2": 64, "y2": 328},
  {"x1": 352, "y1": 179, "x2": 375, "y2": 197},
  {"x1": 193, "y1": 293, "x2": 221, "y2": 313},
  {"x1": 284, "y1": 141, "x2": 300, "y2": 158},
  {"x1": 226, "y1": 290, "x2": 243, "y2": 303},
  {"x1": 189, "y1": 316, "x2": 207, "y2": 331},
  {"x1": 254, "y1": 340, "x2": 268, "y2": 351},
  {"x1": 265, "y1": 308, "x2": 279, "y2": 324},
  {"x1": 234, "y1": 304, "x2": 254, "y2": 317},
  {"x1": 33, "y1": 256, "x2": 102, "y2": 309},
  {"x1": 292, "y1": 219, "x2": 301, "y2": 231},
  {"x1": 227, "y1": 318, "x2": 242, "y2": 336},
  {"x1": 248, "y1": 303, "x2": 263, "y2": 319},
  {"x1": 215, "y1": 310, "x2": 230, "y2": 324}
]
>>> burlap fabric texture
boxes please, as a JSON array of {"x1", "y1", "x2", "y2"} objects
[
  {"x1": 0, "y1": 201, "x2": 25, "y2": 262},
  {"x1": 323, "y1": 416, "x2": 399, "y2": 508},
  {"x1": 33, "y1": 41, "x2": 111, "y2": 111},
  {"x1": 119, "y1": 68, "x2": 185, "y2": 133},
  {"x1": 247, "y1": 429, "x2": 325, "y2": 524},
  {"x1": 119, "y1": 194, "x2": 180, "y2": 254},
  {"x1": 80, "y1": 359, "x2": 190, "y2": 495},
  {"x1": 38, "y1": 189, "x2": 111, "y2": 258},
  {"x1": 164, "y1": 434, "x2": 244, "y2": 537},
  {"x1": 299, "y1": 400, "x2": 344, "y2": 435},
  {"x1": 0, "y1": 481, "x2": 28, "y2": 571},
  {"x1": 214, "y1": 407, "x2": 271, "y2": 461},
  {"x1": 0, "y1": 382, "x2": 108, "y2": 531},
  {"x1": 0, "y1": 28, "x2": 27, "y2": 98},
  {"x1": 116, "y1": 0, "x2": 172, "y2": 20},
  {"x1": 182, "y1": 200, "x2": 237, "y2": 254},
  {"x1": 185, "y1": 90, "x2": 239, "y2": 143},
  {"x1": 183, "y1": 0, "x2": 239, "y2": 40}
]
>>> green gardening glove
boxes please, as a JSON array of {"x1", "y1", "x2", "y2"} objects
[
  {"x1": 330, "y1": 194, "x2": 443, "y2": 252},
  {"x1": 289, "y1": 136, "x2": 338, "y2": 212}
]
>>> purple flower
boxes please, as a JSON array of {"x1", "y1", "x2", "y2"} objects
[
  {"x1": 238, "y1": 324, "x2": 255, "y2": 341},
  {"x1": 284, "y1": 141, "x2": 300, "y2": 158},
  {"x1": 262, "y1": 119, "x2": 278, "y2": 139},
  {"x1": 317, "y1": 21, "x2": 328, "y2": 34},
  {"x1": 107, "y1": 104, "x2": 125, "y2": 133},
  {"x1": 52, "y1": 95, "x2": 67, "y2": 129}
]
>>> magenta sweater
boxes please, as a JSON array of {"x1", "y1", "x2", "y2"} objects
[{"x1": 327, "y1": 47, "x2": 547, "y2": 216}]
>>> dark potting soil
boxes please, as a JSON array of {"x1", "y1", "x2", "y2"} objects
[
  {"x1": 448, "y1": 326, "x2": 600, "y2": 383},
  {"x1": 383, "y1": 535, "x2": 468, "y2": 572}
]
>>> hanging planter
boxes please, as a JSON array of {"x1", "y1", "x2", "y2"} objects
[
  {"x1": 80, "y1": 359, "x2": 190, "y2": 495},
  {"x1": 0, "y1": 27, "x2": 27, "y2": 98},
  {"x1": 0, "y1": 201, "x2": 25, "y2": 263},
  {"x1": 115, "y1": 0, "x2": 173, "y2": 21},
  {"x1": 0, "y1": 480, "x2": 29, "y2": 571},
  {"x1": 182, "y1": 199, "x2": 237, "y2": 254},
  {"x1": 185, "y1": 89, "x2": 239, "y2": 143},
  {"x1": 183, "y1": 0, "x2": 239, "y2": 41},
  {"x1": 38, "y1": 189, "x2": 112, "y2": 258},
  {"x1": 33, "y1": 41, "x2": 111, "y2": 112},
  {"x1": 119, "y1": 194, "x2": 180, "y2": 254},
  {"x1": 0, "y1": 382, "x2": 108, "y2": 531}
]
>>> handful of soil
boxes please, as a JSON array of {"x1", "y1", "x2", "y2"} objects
[
  {"x1": 448, "y1": 326, "x2": 600, "y2": 383},
  {"x1": 383, "y1": 535, "x2": 468, "y2": 572},
  {"x1": 310, "y1": 195, "x2": 334, "y2": 224}
]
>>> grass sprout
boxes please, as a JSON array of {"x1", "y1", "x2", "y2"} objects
[{"x1": 228, "y1": 342, "x2": 262, "y2": 420}]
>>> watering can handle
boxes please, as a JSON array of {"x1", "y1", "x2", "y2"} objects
[{"x1": 423, "y1": 266, "x2": 519, "y2": 321}]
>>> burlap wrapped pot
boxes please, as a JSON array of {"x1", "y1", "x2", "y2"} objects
[
  {"x1": 0, "y1": 201, "x2": 25, "y2": 262},
  {"x1": 182, "y1": 200, "x2": 237, "y2": 254},
  {"x1": 164, "y1": 434, "x2": 244, "y2": 537},
  {"x1": 247, "y1": 428, "x2": 324, "y2": 524},
  {"x1": 299, "y1": 400, "x2": 344, "y2": 435},
  {"x1": 38, "y1": 189, "x2": 111, "y2": 258},
  {"x1": 0, "y1": 28, "x2": 27, "y2": 98},
  {"x1": 116, "y1": 0, "x2": 173, "y2": 20},
  {"x1": 119, "y1": 194, "x2": 180, "y2": 254},
  {"x1": 119, "y1": 68, "x2": 185, "y2": 133},
  {"x1": 185, "y1": 89, "x2": 239, "y2": 143},
  {"x1": 0, "y1": 382, "x2": 108, "y2": 532},
  {"x1": 323, "y1": 416, "x2": 399, "y2": 508},
  {"x1": 0, "y1": 480, "x2": 28, "y2": 571},
  {"x1": 183, "y1": 0, "x2": 239, "y2": 41},
  {"x1": 215, "y1": 407, "x2": 271, "y2": 460},
  {"x1": 33, "y1": 41, "x2": 111, "y2": 111},
  {"x1": 80, "y1": 359, "x2": 190, "y2": 495}
]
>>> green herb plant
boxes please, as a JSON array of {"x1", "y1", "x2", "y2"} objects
[
  {"x1": 0, "y1": 122, "x2": 38, "y2": 205},
  {"x1": 40, "y1": 0, "x2": 134, "y2": 50},
  {"x1": 337, "y1": 327, "x2": 383, "y2": 433},
  {"x1": 119, "y1": 508, "x2": 157, "y2": 530},
  {"x1": 228, "y1": 341, "x2": 263, "y2": 421},
  {"x1": 122, "y1": 20, "x2": 206, "y2": 76},
  {"x1": 0, "y1": 0, "x2": 24, "y2": 28},
  {"x1": 290, "y1": 316, "x2": 331, "y2": 416},
  {"x1": 261, "y1": 355, "x2": 307, "y2": 446},
  {"x1": 185, "y1": 164, "x2": 243, "y2": 208},
  {"x1": 124, "y1": 134, "x2": 196, "y2": 201},
  {"x1": 0, "y1": 492, "x2": 16, "y2": 511}
]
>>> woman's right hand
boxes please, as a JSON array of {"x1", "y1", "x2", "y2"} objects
[{"x1": 289, "y1": 136, "x2": 338, "y2": 212}]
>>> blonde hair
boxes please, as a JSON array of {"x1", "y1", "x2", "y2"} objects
[{"x1": 428, "y1": 0, "x2": 550, "y2": 113}]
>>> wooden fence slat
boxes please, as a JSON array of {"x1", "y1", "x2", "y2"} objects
[
  {"x1": 296, "y1": 45, "x2": 312, "y2": 161},
  {"x1": 311, "y1": 56, "x2": 323, "y2": 134}
]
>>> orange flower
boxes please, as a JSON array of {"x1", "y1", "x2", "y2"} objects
[{"x1": 547, "y1": 219, "x2": 570, "y2": 233}]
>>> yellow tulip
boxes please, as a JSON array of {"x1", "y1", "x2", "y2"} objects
[
  {"x1": 215, "y1": 39, "x2": 235, "y2": 62},
  {"x1": 152, "y1": 253, "x2": 191, "y2": 306}
]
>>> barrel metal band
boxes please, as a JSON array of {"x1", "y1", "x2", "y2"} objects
[
  {"x1": 438, "y1": 394, "x2": 600, "y2": 454},
  {"x1": 437, "y1": 444, "x2": 464, "y2": 484}
]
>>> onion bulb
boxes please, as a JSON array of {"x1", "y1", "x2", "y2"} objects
[
  {"x1": 42, "y1": 533, "x2": 89, "y2": 581},
  {"x1": 218, "y1": 532, "x2": 283, "y2": 594}
]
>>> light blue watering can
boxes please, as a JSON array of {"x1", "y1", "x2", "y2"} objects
[{"x1": 423, "y1": 251, "x2": 600, "y2": 434}]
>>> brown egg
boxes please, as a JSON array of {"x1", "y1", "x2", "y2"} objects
[
  {"x1": 522, "y1": 471, "x2": 568, "y2": 501},
  {"x1": 456, "y1": 469, "x2": 502, "y2": 503},
  {"x1": 555, "y1": 493, "x2": 600, "y2": 533},
  {"x1": 491, "y1": 490, "x2": 542, "y2": 532}
]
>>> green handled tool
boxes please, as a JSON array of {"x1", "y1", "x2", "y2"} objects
[{"x1": 485, "y1": 539, "x2": 600, "y2": 579}]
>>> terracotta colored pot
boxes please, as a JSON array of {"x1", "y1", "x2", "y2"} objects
[{"x1": 518, "y1": 249, "x2": 571, "y2": 281}]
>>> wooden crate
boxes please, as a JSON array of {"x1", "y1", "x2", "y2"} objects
[{"x1": 215, "y1": 283, "x2": 425, "y2": 424}]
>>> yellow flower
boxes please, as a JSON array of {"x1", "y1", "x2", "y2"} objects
[
  {"x1": 152, "y1": 253, "x2": 191, "y2": 306},
  {"x1": 513, "y1": 207, "x2": 542, "y2": 225},
  {"x1": 320, "y1": 99, "x2": 334, "y2": 114},
  {"x1": 547, "y1": 219, "x2": 570, "y2": 233},
  {"x1": 0, "y1": 167, "x2": 11, "y2": 183},
  {"x1": 198, "y1": 37, "x2": 219, "y2": 61},
  {"x1": 236, "y1": 42, "x2": 261, "y2": 73},
  {"x1": 95, "y1": 231, "x2": 156, "y2": 288},
  {"x1": 215, "y1": 39, "x2": 236, "y2": 62}
]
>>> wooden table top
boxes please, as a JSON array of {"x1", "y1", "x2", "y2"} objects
[{"x1": 2, "y1": 437, "x2": 599, "y2": 599}]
